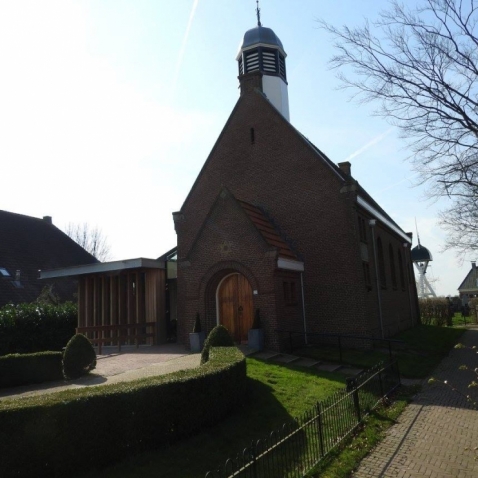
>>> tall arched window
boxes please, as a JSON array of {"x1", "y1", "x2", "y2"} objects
[
  {"x1": 377, "y1": 237, "x2": 386, "y2": 289},
  {"x1": 389, "y1": 244, "x2": 397, "y2": 289},
  {"x1": 398, "y1": 248, "x2": 405, "y2": 289}
]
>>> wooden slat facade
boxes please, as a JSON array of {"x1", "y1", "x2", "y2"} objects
[{"x1": 77, "y1": 268, "x2": 167, "y2": 346}]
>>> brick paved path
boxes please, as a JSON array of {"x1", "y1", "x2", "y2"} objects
[{"x1": 354, "y1": 328, "x2": 478, "y2": 477}]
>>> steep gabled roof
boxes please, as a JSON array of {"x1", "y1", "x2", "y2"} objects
[
  {"x1": 458, "y1": 264, "x2": 478, "y2": 292},
  {"x1": 0, "y1": 210, "x2": 98, "y2": 306},
  {"x1": 185, "y1": 188, "x2": 300, "y2": 264},
  {"x1": 178, "y1": 88, "x2": 410, "y2": 244},
  {"x1": 238, "y1": 200, "x2": 298, "y2": 260}
]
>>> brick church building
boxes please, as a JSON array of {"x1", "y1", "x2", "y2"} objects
[{"x1": 173, "y1": 19, "x2": 420, "y2": 350}]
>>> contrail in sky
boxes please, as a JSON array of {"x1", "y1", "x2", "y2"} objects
[
  {"x1": 172, "y1": 0, "x2": 199, "y2": 100},
  {"x1": 343, "y1": 128, "x2": 394, "y2": 162}
]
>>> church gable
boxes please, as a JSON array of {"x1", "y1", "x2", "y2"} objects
[
  {"x1": 176, "y1": 89, "x2": 348, "y2": 260},
  {"x1": 186, "y1": 188, "x2": 278, "y2": 267}
]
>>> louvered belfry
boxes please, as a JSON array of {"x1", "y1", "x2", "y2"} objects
[{"x1": 237, "y1": 23, "x2": 290, "y2": 121}]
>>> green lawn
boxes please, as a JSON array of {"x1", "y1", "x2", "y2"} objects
[
  {"x1": 76, "y1": 358, "x2": 346, "y2": 478},
  {"x1": 75, "y1": 324, "x2": 464, "y2": 477},
  {"x1": 295, "y1": 324, "x2": 466, "y2": 378}
]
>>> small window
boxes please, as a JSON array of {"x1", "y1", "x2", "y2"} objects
[{"x1": 0, "y1": 268, "x2": 10, "y2": 277}]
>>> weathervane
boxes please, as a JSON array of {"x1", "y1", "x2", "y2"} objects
[{"x1": 256, "y1": 0, "x2": 262, "y2": 27}]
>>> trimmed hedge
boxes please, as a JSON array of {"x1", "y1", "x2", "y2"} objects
[
  {"x1": 419, "y1": 297, "x2": 453, "y2": 326},
  {"x1": 0, "y1": 352, "x2": 63, "y2": 388},
  {"x1": 201, "y1": 325, "x2": 235, "y2": 364},
  {"x1": 62, "y1": 333, "x2": 96, "y2": 379},
  {"x1": 0, "y1": 346, "x2": 246, "y2": 478},
  {"x1": 0, "y1": 302, "x2": 77, "y2": 356}
]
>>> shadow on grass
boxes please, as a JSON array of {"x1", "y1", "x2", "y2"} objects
[{"x1": 76, "y1": 377, "x2": 296, "y2": 478}]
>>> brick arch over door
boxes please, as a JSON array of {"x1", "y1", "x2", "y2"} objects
[{"x1": 201, "y1": 262, "x2": 258, "y2": 338}]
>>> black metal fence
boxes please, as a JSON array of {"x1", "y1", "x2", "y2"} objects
[
  {"x1": 276, "y1": 330, "x2": 405, "y2": 363},
  {"x1": 205, "y1": 360, "x2": 400, "y2": 478}
]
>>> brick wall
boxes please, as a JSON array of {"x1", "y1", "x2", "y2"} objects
[{"x1": 174, "y1": 88, "x2": 418, "y2": 350}]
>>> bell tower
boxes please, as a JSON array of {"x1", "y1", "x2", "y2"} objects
[{"x1": 236, "y1": 2, "x2": 290, "y2": 121}]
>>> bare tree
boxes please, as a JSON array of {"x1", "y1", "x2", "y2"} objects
[
  {"x1": 320, "y1": 0, "x2": 478, "y2": 253},
  {"x1": 65, "y1": 222, "x2": 112, "y2": 262}
]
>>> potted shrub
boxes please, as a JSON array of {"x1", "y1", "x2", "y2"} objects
[
  {"x1": 248, "y1": 308, "x2": 264, "y2": 351},
  {"x1": 189, "y1": 313, "x2": 206, "y2": 353}
]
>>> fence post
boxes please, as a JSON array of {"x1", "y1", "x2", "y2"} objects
[
  {"x1": 250, "y1": 441, "x2": 257, "y2": 478},
  {"x1": 347, "y1": 377, "x2": 361, "y2": 423},
  {"x1": 316, "y1": 402, "x2": 325, "y2": 458}
]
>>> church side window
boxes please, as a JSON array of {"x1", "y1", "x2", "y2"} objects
[
  {"x1": 358, "y1": 216, "x2": 367, "y2": 243},
  {"x1": 377, "y1": 237, "x2": 386, "y2": 289},
  {"x1": 398, "y1": 249, "x2": 405, "y2": 289},
  {"x1": 283, "y1": 281, "x2": 297, "y2": 305},
  {"x1": 363, "y1": 262, "x2": 372, "y2": 290},
  {"x1": 389, "y1": 244, "x2": 397, "y2": 289}
]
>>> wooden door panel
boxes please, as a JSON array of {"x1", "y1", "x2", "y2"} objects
[
  {"x1": 218, "y1": 273, "x2": 253, "y2": 343},
  {"x1": 237, "y1": 274, "x2": 253, "y2": 342},
  {"x1": 218, "y1": 274, "x2": 238, "y2": 339}
]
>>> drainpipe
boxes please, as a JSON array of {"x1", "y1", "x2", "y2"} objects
[
  {"x1": 300, "y1": 272, "x2": 308, "y2": 344},
  {"x1": 369, "y1": 220, "x2": 384, "y2": 338}
]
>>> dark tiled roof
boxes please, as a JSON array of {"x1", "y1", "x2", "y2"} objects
[
  {"x1": 0, "y1": 210, "x2": 98, "y2": 307},
  {"x1": 238, "y1": 201, "x2": 298, "y2": 260}
]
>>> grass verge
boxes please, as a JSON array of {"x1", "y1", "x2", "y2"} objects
[
  {"x1": 305, "y1": 385, "x2": 419, "y2": 478},
  {"x1": 296, "y1": 324, "x2": 466, "y2": 378},
  {"x1": 76, "y1": 357, "x2": 346, "y2": 478}
]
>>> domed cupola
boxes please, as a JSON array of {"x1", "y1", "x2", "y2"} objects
[{"x1": 236, "y1": 2, "x2": 290, "y2": 121}]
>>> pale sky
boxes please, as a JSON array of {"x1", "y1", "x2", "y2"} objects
[{"x1": 0, "y1": 0, "x2": 473, "y2": 296}]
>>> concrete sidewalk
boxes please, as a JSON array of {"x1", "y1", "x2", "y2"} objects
[
  {"x1": 354, "y1": 328, "x2": 478, "y2": 477},
  {"x1": 0, "y1": 344, "x2": 200, "y2": 401}
]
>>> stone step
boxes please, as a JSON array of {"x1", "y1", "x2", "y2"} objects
[
  {"x1": 315, "y1": 362, "x2": 343, "y2": 373},
  {"x1": 338, "y1": 366, "x2": 364, "y2": 377},
  {"x1": 271, "y1": 354, "x2": 301, "y2": 364}
]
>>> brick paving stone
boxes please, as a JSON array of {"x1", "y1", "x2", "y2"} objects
[{"x1": 354, "y1": 329, "x2": 478, "y2": 478}]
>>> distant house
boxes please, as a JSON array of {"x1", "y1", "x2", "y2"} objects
[
  {"x1": 458, "y1": 261, "x2": 478, "y2": 305},
  {"x1": 0, "y1": 210, "x2": 98, "y2": 308}
]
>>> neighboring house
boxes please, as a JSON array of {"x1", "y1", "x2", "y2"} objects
[
  {"x1": 458, "y1": 261, "x2": 478, "y2": 305},
  {"x1": 173, "y1": 21, "x2": 420, "y2": 350},
  {"x1": 0, "y1": 210, "x2": 98, "y2": 308}
]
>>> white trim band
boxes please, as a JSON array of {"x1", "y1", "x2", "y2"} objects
[{"x1": 357, "y1": 196, "x2": 411, "y2": 244}]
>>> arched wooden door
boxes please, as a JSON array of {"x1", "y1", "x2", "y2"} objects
[{"x1": 217, "y1": 273, "x2": 253, "y2": 343}]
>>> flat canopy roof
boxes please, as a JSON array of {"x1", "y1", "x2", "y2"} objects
[{"x1": 39, "y1": 258, "x2": 165, "y2": 279}]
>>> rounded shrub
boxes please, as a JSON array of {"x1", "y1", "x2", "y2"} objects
[
  {"x1": 63, "y1": 334, "x2": 97, "y2": 379},
  {"x1": 200, "y1": 325, "x2": 235, "y2": 364}
]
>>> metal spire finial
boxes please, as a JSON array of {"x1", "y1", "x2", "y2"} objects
[
  {"x1": 256, "y1": 0, "x2": 262, "y2": 27},
  {"x1": 415, "y1": 217, "x2": 421, "y2": 246}
]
